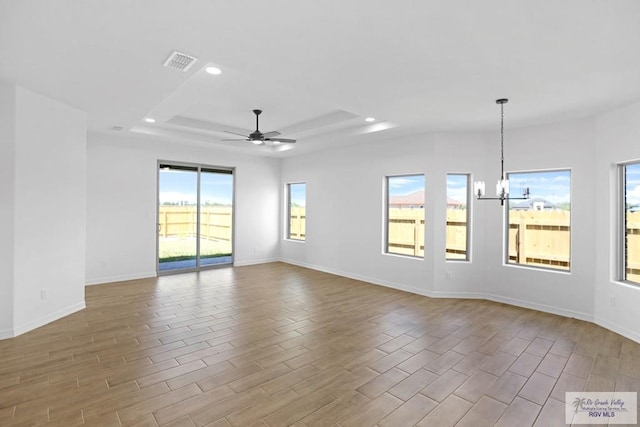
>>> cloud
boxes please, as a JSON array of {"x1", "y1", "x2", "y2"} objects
[
  {"x1": 446, "y1": 175, "x2": 468, "y2": 189},
  {"x1": 508, "y1": 171, "x2": 571, "y2": 204},
  {"x1": 626, "y1": 175, "x2": 640, "y2": 189},
  {"x1": 627, "y1": 185, "x2": 640, "y2": 205},
  {"x1": 625, "y1": 164, "x2": 640, "y2": 191},
  {"x1": 388, "y1": 176, "x2": 425, "y2": 197},
  {"x1": 389, "y1": 176, "x2": 423, "y2": 188},
  {"x1": 447, "y1": 187, "x2": 467, "y2": 204}
]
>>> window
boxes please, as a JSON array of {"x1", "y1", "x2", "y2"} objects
[
  {"x1": 446, "y1": 174, "x2": 470, "y2": 260},
  {"x1": 287, "y1": 183, "x2": 306, "y2": 241},
  {"x1": 506, "y1": 170, "x2": 571, "y2": 271},
  {"x1": 386, "y1": 174, "x2": 425, "y2": 257},
  {"x1": 622, "y1": 162, "x2": 640, "y2": 284}
]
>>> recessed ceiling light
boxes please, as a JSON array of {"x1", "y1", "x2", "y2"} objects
[
  {"x1": 144, "y1": 118, "x2": 156, "y2": 123},
  {"x1": 365, "y1": 117, "x2": 376, "y2": 122},
  {"x1": 205, "y1": 66, "x2": 222, "y2": 75}
]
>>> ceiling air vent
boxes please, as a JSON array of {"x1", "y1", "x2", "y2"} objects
[{"x1": 163, "y1": 51, "x2": 198, "y2": 72}]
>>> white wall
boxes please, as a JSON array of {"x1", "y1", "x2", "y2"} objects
[
  {"x1": 0, "y1": 84, "x2": 87, "y2": 339},
  {"x1": 474, "y1": 118, "x2": 597, "y2": 319},
  {"x1": 281, "y1": 131, "x2": 495, "y2": 299},
  {"x1": 281, "y1": 116, "x2": 612, "y2": 335},
  {"x1": 85, "y1": 133, "x2": 281, "y2": 285},
  {"x1": 594, "y1": 102, "x2": 640, "y2": 342},
  {"x1": 4, "y1": 82, "x2": 638, "y2": 344},
  {"x1": 12, "y1": 87, "x2": 87, "y2": 335},
  {"x1": 0, "y1": 82, "x2": 16, "y2": 337}
]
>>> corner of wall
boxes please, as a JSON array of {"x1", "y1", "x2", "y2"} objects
[
  {"x1": 12, "y1": 301, "x2": 86, "y2": 338},
  {"x1": 10, "y1": 85, "x2": 87, "y2": 336},
  {"x1": 0, "y1": 80, "x2": 16, "y2": 336}
]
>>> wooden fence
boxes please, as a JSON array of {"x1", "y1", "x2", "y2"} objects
[
  {"x1": 446, "y1": 209, "x2": 467, "y2": 260},
  {"x1": 158, "y1": 206, "x2": 232, "y2": 242},
  {"x1": 508, "y1": 210, "x2": 570, "y2": 270},
  {"x1": 387, "y1": 208, "x2": 572, "y2": 268},
  {"x1": 158, "y1": 205, "x2": 640, "y2": 280},
  {"x1": 388, "y1": 209, "x2": 425, "y2": 256},
  {"x1": 289, "y1": 206, "x2": 306, "y2": 240},
  {"x1": 628, "y1": 212, "x2": 640, "y2": 283},
  {"x1": 387, "y1": 209, "x2": 573, "y2": 268}
]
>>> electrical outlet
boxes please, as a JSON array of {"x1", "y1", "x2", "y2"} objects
[
  {"x1": 610, "y1": 296, "x2": 616, "y2": 308},
  {"x1": 41, "y1": 289, "x2": 46, "y2": 300},
  {"x1": 445, "y1": 271, "x2": 453, "y2": 280}
]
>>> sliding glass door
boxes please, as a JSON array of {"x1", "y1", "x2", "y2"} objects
[
  {"x1": 199, "y1": 168, "x2": 233, "y2": 267},
  {"x1": 157, "y1": 162, "x2": 234, "y2": 273}
]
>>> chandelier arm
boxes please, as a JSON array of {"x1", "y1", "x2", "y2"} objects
[{"x1": 476, "y1": 196, "x2": 529, "y2": 201}]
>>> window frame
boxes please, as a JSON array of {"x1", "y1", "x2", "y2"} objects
[
  {"x1": 620, "y1": 161, "x2": 640, "y2": 285},
  {"x1": 504, "y1": 168, "x2": 572, "y2": 273},
  {"x1": 286, "y1": 182, "x2": 306, "y2": 241},
  {"x1": 384, "y1": 174, "x2": 425, "y2": 259},
  {"x1": 446, "y1": 173, "x2": 471, "y2": 262}
]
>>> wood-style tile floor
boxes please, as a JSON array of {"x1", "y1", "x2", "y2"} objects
[{"x1": 1, "y1": 262, "x2": 639, "y2": 426}]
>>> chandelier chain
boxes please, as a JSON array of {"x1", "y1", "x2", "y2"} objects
[
  {"x1": 474, "y1": 98, "x2": 529, "y2": 204},
  {"x1": 500, "y1": 101, "x2": 504, "y2": 180}
]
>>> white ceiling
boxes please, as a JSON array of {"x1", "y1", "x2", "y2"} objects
[{"x1": 2, "y1": 0, "x2": 640, "y2": 157}]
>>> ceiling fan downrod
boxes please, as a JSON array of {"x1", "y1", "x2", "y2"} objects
[{"x1": 250, "y1": 109, "x2": 263, "y2": 141}]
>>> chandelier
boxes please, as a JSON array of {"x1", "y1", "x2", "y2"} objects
[{"x1": 473, "y1": 99, "x2": 530, "y2": 206}]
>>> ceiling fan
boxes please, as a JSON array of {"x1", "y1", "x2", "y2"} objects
[{"x1": 222, "y1": 109, "x2": 296, "y2": 145}]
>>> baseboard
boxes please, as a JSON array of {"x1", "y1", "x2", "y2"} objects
[
  {"x1": 280, "y1": 258, "x2": 594, "y2": 323},
  {"x1": 594, "y1": 316, "x2": 640, "y2": 344},
  {"x1": 234, "y1": 257, "x2": 280, "y2": 267},
  {"x1": 11, "y1": 301, "x2": 86, "y2": 338},
  {"x1": 479, "y1": 292, "x2": 593, "y2": 322},
  {"x1": 0, "y1": 327, "x2": 14, "y2": 340},
  {"x1": 85, "y1": 271, "x2": 157, "y2": 286},
  {"x1": 85, "y1": 261, "x2": 280, "y2": 285},
  {"x1": 281, "y1": 258, "x2": 442, "y2": 300}
]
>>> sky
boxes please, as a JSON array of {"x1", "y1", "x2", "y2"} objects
[
  {"x1": 447, "y1": 174, "x2": 468, "y2": 204},
  {"x1": 392, "y1": 171, "x2": 572, "y2": 206},
  {"x1": 157, "y1": 164, "x2": 638, "y2": 208},
  {"x1": 506, "y1": 170, "x2": 571, "y2": 204},
  {"x1": 289, "y1": 183, "x2": 306, "y2": 207},
  {"x1": 159, "y1": 169, "x2": 233, "y2": 205},
  {"x1": 388, "y1": 175, "x2": 425, "y2": 196},
  {"x1": 626, "y1": 163, "x2": 640, "y2": 206}
]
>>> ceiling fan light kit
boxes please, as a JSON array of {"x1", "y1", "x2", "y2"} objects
[
  {"x1": 473, "y1": 99, "x2": 530, "y2": 206},
  {"x1": 221, "y1": 109, "x2": 297, "y2": 146}
]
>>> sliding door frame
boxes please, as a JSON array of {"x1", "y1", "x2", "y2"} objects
[{"x1": 156, "y1": 160, "x2": 235, "y2": 275}]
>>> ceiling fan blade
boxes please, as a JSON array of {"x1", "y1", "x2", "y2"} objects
[
  {"x1": 266, "y1": 138, "x2": 296, "y2": 144},
  {"x1": 224, "y1": 130, "x2": 249, "y2": 138},
  {"x1": 223, "y1": 111, "x2": 295, "y2": 147},
  {"x1": 262, "y1": 131, "x2": 281, "y2": 138}
]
